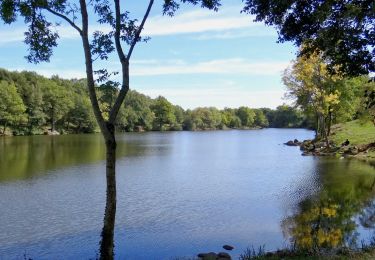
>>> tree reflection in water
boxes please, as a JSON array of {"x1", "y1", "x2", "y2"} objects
[{"x1": 282, "y1": 163, "x2": 375, "y2": 253}]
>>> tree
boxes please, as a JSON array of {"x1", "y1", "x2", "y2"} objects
[
  {"x1": 173, "y1": 105, "x2": 185, "y2": 130},
  {"x1": 41, "y1": 79, "x2": 73, "y2": 132},
  {"x1": 9, "y1": 71, "x2": 46, "y2": 134},
  {"x1": 0, "y1": 81, "x2": 26, "y2": 134},
  {"x1": 188, "y1": 107, "x2": 222, "y2": 130},
  {"x1": 1, "y1": 1, "x2": 221, "y2": 258},
  {"x1": 359, "y1": 79, "x2": 375, "y2": 125},
  {"x1": 243, "y1": 0, "x2": 374, "y2": 76},
  {"x1": 116, "y1": 90, "x2": 154, "y2": 131},
  {"x1": 236, "y1": 106, "x2": 255, "y2": 127},
  {"x1": 283, "y1": 51, "x2": 343, "y2": 145},
  {"x1": 221, "y1": 108, "x2": 242, "y2": 128},
  {"x1": 66, "y1": 93, "x2": 96, "y2": 133},
  {"x1": 270, "y1": 105, "x2": 305, "y2": 128},
  {"x1": 151, "y1": 96, "x2": 176, "y2": 130},
  {"x1": 254, "y1": 109, "x2": 268, "y2": 127}
]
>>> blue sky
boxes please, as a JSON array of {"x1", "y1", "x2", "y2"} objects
[{"x1": 0, "y1": 0, "x2": 297, "y2": 109}]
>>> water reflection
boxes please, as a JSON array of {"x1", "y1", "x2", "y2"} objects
[
  {"x1": 1, "y1": 130, "x2": 375, "y2": 259},
  {"x1": 0, "y1": 134, "x2": 151, "y2": 182},
  {"x1": 282, "y1": 160, "x2": 375, "y2": 252}
]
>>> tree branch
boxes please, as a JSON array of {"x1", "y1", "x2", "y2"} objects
[
  {"x1": 113, "y1": 0, "x2": 126, "y2": 63},
  {"x1": 108, "y1": 0, "x2": 129, "y2": 124},
  {"x1": 44, "y1": 7, "x2": 82, "y2": 35},
  {"x1": 108, "y1": 0, "x2": 154, "y2": 123},
  {"x1": 79, "y1": 0, "x2": 110, "y2": 139},
  {"x1": 127, "y1": 0, "x2": 154, "y2": 59}
]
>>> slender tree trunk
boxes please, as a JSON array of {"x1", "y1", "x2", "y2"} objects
[
  {"x1": 327, "y1": 109, "x2": 332, "y2": 136},
  {"x1": 100, "y1": 123, "x2": 117, "y2": 260},
  {"x1": 27, "y1": 115, "x2": 32, "y2": 135},
  {"x1": 51, "y1": 107, "x2": 55, "y2": 132},
  {"x1": 2, "y1": 122, "x2": 7, "y2": 135},
  {"x1": 319, "y1": 115, "x2": 330, "y2": 148},
  {"x1": 315, "y1": 113, "x2": 319, "y2": 139}
]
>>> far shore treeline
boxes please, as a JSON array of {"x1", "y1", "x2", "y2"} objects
[
  {"x1": 0, "y1": 68, "x2": 370, "y2": 136},
  {"x1": 0, "y1": 68, "x2": 309, "y2": 135}
]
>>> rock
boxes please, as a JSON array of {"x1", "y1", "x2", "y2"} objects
[
  {"x1": 327, "y1": 146, "x2": 340, "y2": 153},
  {"x1": 300, "y1": 140, "x2": 313, "y2": 151},
  {"x1": 197, "y1": 252, "x2": 217, "y2": 259},
  {"x1": 223, "y1": 245, "x2": 234, "y2": 251},
  {"x1": 358, "y1": 142, "x2": 375, "y2": 152},
  {"x1": 340, "y1": 145, "x2": 360, "y2": 155},
  {"x1": 341, "y1": 145, "x2": 350, "y2": 153},
  {"x1": 307, "y1": 144, "x2": 315, "y2": 151},
  {"x1": 285, "y1": 140, "x2": 299, "y2": 146},
  {"x1": 349, "y1": 146, "x2": 359, "y2": 155},
  {"x1": 315, "y1": 141, "x2": 325, "y2": 148},
  {"x1": 217, "y1": 252, "x2": 231, "y2": 259},
  {"x1": 44, "y1": 130, "x2": 60, "y2": 135}
]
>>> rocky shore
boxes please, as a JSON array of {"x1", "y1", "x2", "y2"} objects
[{"x1": 284, "y1": 138, "x2": 375, "y2": 158}]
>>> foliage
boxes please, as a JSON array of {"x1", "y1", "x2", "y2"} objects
[
  {"x1": 243, "y1": 0, "x2": 375, "y2": 76},
  {"x1": 0, "y1": 80, "x2": 26, "y2": 134},
  {"x1": 0, "y1": 69, "x2": 96, "y2": 134},
  {"x1": 262, "y1": 106, "x2": 306, "y2": 128},
  {"x1": 236, "y1": 106, "x2": 256, "y2": 127},
  {"x1": 151, "y1": 96, "x2": 177, "y2": 131},
  {"x1": 0, "y1": 69, "x2": 316, "y2": 135},
  {"x1": 283, "y1": 51, "x2": 371, "y2": 144},
  {"x1": 254, "y1": 109, "x2": 269, "y2": 127},
  {"x1": 40, "y1": 78, "x2": 74, "y2": 131},
  {"x1": 358, "y1": 79, "x2": 375, "y2": 124},
  {"x1": 116, "y1": 90, "x2": 154, "y2": 131}
]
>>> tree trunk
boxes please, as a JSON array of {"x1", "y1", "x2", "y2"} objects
[
  {"x1": 319, "y1": 115, "x2": 330, "y2": 148},
  {"x1": 327, "y1": 109, "x2": 332, "y2": 137},
  {"x1": 51, "y1": 107, "x2": 55, "y2": 132},
  {"x1": 99, "y1": 123, "x2": 117, "y2": 260},
  {"x1": 2, "y1": 122, "x2": 7, "y2": 135}
]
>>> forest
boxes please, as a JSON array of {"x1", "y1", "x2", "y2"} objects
[
  {"x1": 0, "y1": 68, "x2": 316, "y2": 135},
  {"x1": 1, "y1": 66, "x2": 373, "y2": 137}
]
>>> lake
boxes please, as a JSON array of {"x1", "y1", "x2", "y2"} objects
[{"x1": 1, "y1": 129, "x2": 375, "y2": 259}]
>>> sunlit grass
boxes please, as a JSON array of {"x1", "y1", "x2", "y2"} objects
[{"x1": 331, "y1": 120, "x2": 375, "y2": 146}]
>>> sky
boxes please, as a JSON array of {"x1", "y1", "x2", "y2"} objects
[{"x1": 0, "y1": 0, "x2": 298, "y2": 109}]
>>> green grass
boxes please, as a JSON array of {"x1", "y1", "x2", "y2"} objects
[{"x1": 331, "y1": 119, "x2": 375, "y2": 146}]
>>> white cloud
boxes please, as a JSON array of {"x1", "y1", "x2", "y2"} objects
[
  {"x1": 192, "y1": 27, "x2": 276, "y2": 40},
  {"x1": 0, "y1": 5, "x2": 265, "y2": 44},
  {"x1": 0, "y1": 28, "x2": 24, "y2": 45},
  {"x1": 143, "y1": 7, "x2": 257, "y2": 36},
  {"x1": 130, "y1": 58, "x2": 289, "y2": 76},
  {"x1": 139, "y1": 87, "x2": 289, "y2": 109},
  {"x1": 8, "y1": 57, "x2": 289, "y2": 79},
  {"x1": 7, "y1": 67, "x2": 86, "y2": 79},
  {"x1": 132, "y1": 58, "x2": 186, "y2": 65}
]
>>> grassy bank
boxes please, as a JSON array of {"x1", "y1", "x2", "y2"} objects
[
  {"x1": 331, "y1": 120, "x2": 375, "y2": 146},
  {"x1": 330, "y1": 119, "x2": 375, "y2": 162}
]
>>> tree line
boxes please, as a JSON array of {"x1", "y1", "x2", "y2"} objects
[{"x1": 0, "y1": 68, "x2": 311, "y2": 135}]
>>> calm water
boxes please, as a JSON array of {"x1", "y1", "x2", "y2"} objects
[{"x1": 0, "y1": 129, "x2": 375, "y2": 259}]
